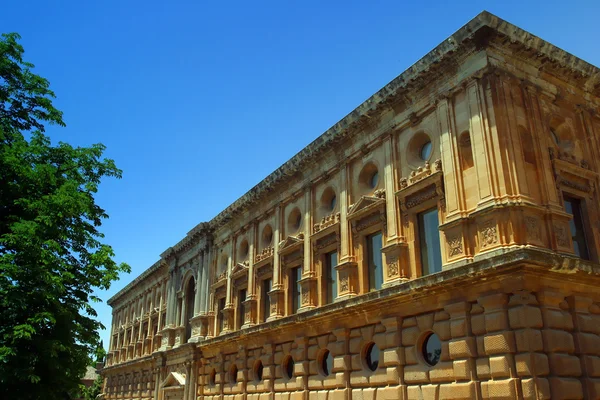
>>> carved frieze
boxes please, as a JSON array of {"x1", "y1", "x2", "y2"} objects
[
  {"x1": 479, "y1": 220, "x2": 498, "y2": 248},
  {"x1": 525, "y1": 217, "x2": 541, "y2": 241},
  {"x1": 314, "y1": 213, "x2": 340, "y2": 234},
  {"x1": 255, "y1": 246, "x2": 274, "y2": 263},
  {"x1": 387, "y1": 255, "x2": 399, "y2": 278},
  {"x1": 554, "y1": 224, "x2": 570, "y2": 248},
  {"x1": 447, "y1": 234, "x2": 463, "y2": 257}
]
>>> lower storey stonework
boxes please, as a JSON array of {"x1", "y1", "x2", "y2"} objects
[{"x1": 101, "y1": 249, "x2": 600, "y2": 400}]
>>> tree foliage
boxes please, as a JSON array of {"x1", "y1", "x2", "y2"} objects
[{"x1": 0, "y1": 32, "x2": 130, "y2": 399}]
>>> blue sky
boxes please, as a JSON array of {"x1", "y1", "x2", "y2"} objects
[{"x1": 2, "y1": 0, "x2": 599, "y2": 349}]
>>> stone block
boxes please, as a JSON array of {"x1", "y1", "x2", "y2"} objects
[
  {"x1": 515, "y1": 328, "x2": 544, "y2": 352},
  {"x1": 548, "y1": 377, "x2": 583, "y2": 399},
  {"x1": 576, "y1": 332, "x2": 600, "y2": 355},
  {"x1": 489, "y1": 355, "x2": 513, "y2": 378},
  {"x1": 484, "y1": 311, "x2": 509, "y2": 332},
  {"x1": 481, "y1": 378, "x2": 518, "y2": 399},
  {"x1": 351, "y1": 388, "x2": 376, "y2": 400},
  {"x1": 432, "y1": 321, "x2": 451, "y2": 341},
  {"x1": 515, "y1": 353, "x2": 549, "y2": 376},
  {"x1": 421, "y1": 384, "x2": 439, "y2": 399},
  {"x1": 484, "y1": 331, "x2": 516, "y2": 355},
  {"x1": 438, "y1": 381, "x2": 476, "y2": 399},
  {"x1": 509, "y1": 306, "x2": 543, "y2": 329},
  {"x1": 404, "y1": 364, "x2": 430, "y2": 383},
  {"x1": 542, "y1": 329, "x2": 575, "y2": 353},
  {"x1": 405, "y1": 346, "x2": 417, "y2": 365},
  {"x1": 450, "y1": 318, "x2": 468, "y2": 338},
  {"x1": 349, "y1": 338, "x2": 362, "y2": 354},
  {"x1": 448, "y1": 337, "x2": 476, "y2": 359},
  {"x1": 428, "y1": 361, "x2": 454, "y2": 382},
  {"x1": 476, "y1": 358, "x2": 490, "y2": 379},
  {"x1": 417, "y1": 313, "x2": 435, "y2": 332},
  {"x1": 585, "y1": 355, "x2": 600, "y2": 377},
  {"x1": 575, "y1": 314, "x2": 598, "y2": 334},
  {"x1": 402, "y1": 327, "x2": 421, "y2": 347},
  {"x1": 382, "y1": 348, "x2": 402, "y2": 366},
  {"x1": 374, "y1": 386, "x2": 404, "y2": 400},
  {"x1": 385, "y1": 331, "x2": 399, "y2": 348},
  {"x1": 520, "y1": 378, "x2": 551, "y2": 400},
  {"x1": 549, "y1": 354, "x2": 581, "y2": 377},
  {"x1": 453, "y1": 359, "x2": 472, "y2": 381},
  {"x1": 406, "y1": 385, "x2": 422, "y2": 400},
  {"x1": 584, "y1": 378, "x2": 600, "y2": 399},
  {"x1": 542, "y1": 309, "x2": 573, "y2": 330},
  {"x1": 472, "y1": 314, "x2": 486, "y2": 335}
]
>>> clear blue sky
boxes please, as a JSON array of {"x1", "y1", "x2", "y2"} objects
[{"x1": 2, "y1": 0, "x2": 599, "y2": 350}]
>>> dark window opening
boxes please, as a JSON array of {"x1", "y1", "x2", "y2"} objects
[
  {"x1": 262, "y1": 278, "x2": 272, "y2": 322},
  {"x1": 366, "y1": 232, "x2": 383, "y2": 291},
  {"x1": 237, "y1": 288, "x2": 246, "y2": 330},
  {"x1": 564, "y1": 196, "x2": 589, "y2": 260},
  {"x1": 325, "y1": 251, "x2": 338, "y2": 304},
  {"x1": 291, "y1": 267, "x2": 302, "y2": 314},
  {"x1": 418, "y1": 208, "x2": 442, "y2": 275}
]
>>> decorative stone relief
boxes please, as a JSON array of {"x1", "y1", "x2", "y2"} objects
[
  {"x1": 314, "y1": 212, "x2": 340, "y2": 233},
  {"x1": 525, "y1": 216, "x2": 541, "y2": 241},
  {"x1": 387, "y1": 256, "x2": 399, "y2": 278},
  {"x1": 339, "y1": 275, "x2": 349, "y2": 293},
  {"x1": 255, "y1": 246, "x2": 274, "y2": 263},
  {"x1": 447, "y1": 234, "x2": 463, "y2": 257},
  {"x1": 479, "y1": 220, "x2": 498, "y2": 248},
  {"x1": 554, "y1": 224, "x2": 569, "y2": 248},
  {"x1": 301, "y1": 289, "x2": 309, "y2": 306},
  {"x1": 405, "y1": 184, "x2": 438, "y2": 209}
]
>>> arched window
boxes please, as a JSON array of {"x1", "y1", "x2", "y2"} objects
[{"x1": 185, "y1": 277, "x2": 195, "y2": 342}]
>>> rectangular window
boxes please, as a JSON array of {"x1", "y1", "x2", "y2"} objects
[
  {"x1": 290, "y1": 267, "x2": 302, "y2": 314},
  {"x1": 325, "y1": 251, "x2": 338, "y2": 304},
  {"x1": 217, "y1": 297, "x2": 226, "y2": 333},
  {"x1": 366, "y1": 232, "x2": 383, "y2": 291},
  {"x1": 564, "y1": 196, "x2": 589, "y2": 260},
  {"x1": 418, "y1": 208, "x2": 442, "y2": 275},
  {"x1": 262, "y1": 278, "x2": 272, "y2": 322},
  {"x1": 237, "y1": 288, "x2": 246, "y2": 330}
]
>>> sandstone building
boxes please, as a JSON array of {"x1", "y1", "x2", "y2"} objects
[{"x1": 101, "y1": 11, "x2": 600, "y2": 400}]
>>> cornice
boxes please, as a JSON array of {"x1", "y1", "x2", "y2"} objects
[{"x1": 113, "y1": 11, "x2": 600, "y2": 308}]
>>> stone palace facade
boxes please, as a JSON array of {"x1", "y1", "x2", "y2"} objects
[{"x1": 101, "y1": 12, "x2": 600, "y2": 400}]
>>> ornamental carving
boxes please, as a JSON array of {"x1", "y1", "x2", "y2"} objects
[
  {"x1": 387, "y1": 256, "x2": 399, "y2": 278},
  {"x1": 479, "y1": 220, "x2": 498, "y2": 248},
  {"x1": 270, "y1": 301, "x2": 277, "y2": 315},
  {"x1": 554, "y1": 224, "x2": 569, "y2": 248},
  {"x1": 314, "y1": 212, "x2": 340, "y2": 233},
  {"x1": 549, "y1": 147, "x2": 590, "y2": 170},
  {"x1": 316, "y1": 233, "x2": 337, "y2": 251},
  {"x1": 255, "y1": 246, "x2": 274, "y2": 263},
  {"x1": 447, "y1": 234, "x2": 463, "y2": 257},
  {"x1": 373, "y1": 189, "x2": 386, "y2": 199},
  {"x1": 339, "y1": 275, "x2": 349, "y2": 293},
  {"x1": 255, "y1": 264, "x2": 272, "y2": 278},
  {"x1": 525, "y1": 217, "x2": 540, "y2": 241},
  {"x1": 405, "y1": 184, "x2": 438, "y2": 209},
  {"x1": 301, "y1": 289, "x2": 309, "y2": 305},
  {"x1": 352, "y1": 211, "x2": 386, "y2": 235}
]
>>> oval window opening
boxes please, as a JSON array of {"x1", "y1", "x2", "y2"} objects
[
  {"x1": 283, "y1": 356, "x2": 295, "y2": 380},
  {"x1": 229, "y1": 364, "x2": 238, "y2": 384},
  {"x1": 209, "y1": 368, "x2": 216, "y2": 386},
  {"x1": 370, "y1": 170, "x2": 379, "y2": 189},
  {"x1": 365, "y1": 343, "x2": 379, "y2": 372},
  {"x1": 422, "y1": 332, "x2": 442, "y2": 366},
  {"x1": 320, "y1": 349, "x2": 333, "y2": 377},
  {"x1": 420, "y1": 141, "x2": 432, "y2": 161},
  {"x1": 254, "y1": 360, "x2": 263, "y2": 382}
]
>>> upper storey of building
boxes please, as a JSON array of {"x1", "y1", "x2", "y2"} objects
[{"x1": 105, "y1": 11, "x2": 600, "y2": 361}]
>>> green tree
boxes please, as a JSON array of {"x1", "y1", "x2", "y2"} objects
[{"x1": 0, "y1": 32, "x2": 130, "y2": 399}]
